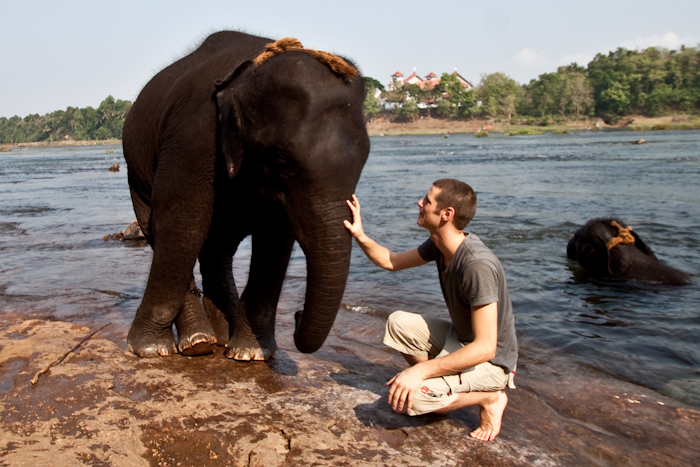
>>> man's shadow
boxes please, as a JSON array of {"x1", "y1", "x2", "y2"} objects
[{"x1": 321, "y1": 349, "x2": 479, "y2": 431}]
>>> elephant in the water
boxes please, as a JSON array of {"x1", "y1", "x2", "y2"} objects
[
  {"x1": 122, "y1": 32, "x2": 369, "y2": 359},
  {"x1": 566, "y1": 218, "x2": 691, "y2": 285}
]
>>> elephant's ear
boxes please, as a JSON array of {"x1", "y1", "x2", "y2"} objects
[
  {"x1": 579, "y1": 237, "x2": 612, "y2": 275},
  {"x1": 215, "y1": 61, "x2": 254, "y2": 179},
  {"x1": 631, "y1": 231, "x2": 657, "y2": 259}
]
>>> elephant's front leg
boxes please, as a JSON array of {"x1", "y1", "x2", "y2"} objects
[
  {"x1": 225, "y1": 230, "x2": 294, "y2": 361},
  {"x1": 127, "y1": 162, "x2": 215, "y2": 358}
]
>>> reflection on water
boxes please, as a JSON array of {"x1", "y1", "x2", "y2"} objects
[{"x1": 1, "y1": 130, "x2": 699, "y2": 407}]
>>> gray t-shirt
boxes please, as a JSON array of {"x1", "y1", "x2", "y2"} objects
[{"x1": 418, "y1": 233, "x2": 518, "y2": 373}]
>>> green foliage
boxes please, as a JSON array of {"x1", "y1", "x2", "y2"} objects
[
  {"x1": 475, "y1": 73, "x2": 522, "y2": 119},
  {"x1": 363, "y1": 76, "x2": 385, "y2": 92},
  {"x1": 363, "y1": 91, "x2": 381, "y2": 120},
  {"x1": 363, "y1": 76, "x2": 384, "y2": 121},
  {"x1": 519, "y1": 66, "x2": 594, "y2": 119},
  {"x1": 507, "y1": 128, "x2": 544, "y2": 136},
  {"x1": 474, "y1": 130, "x2": 488, "y2": 137},
  {"x1": 0, "y1": 96, "x2": 132, "y2": 144},
  {"x1": 586, "y1": 46, "x2": 700, "y2": 122},
  {"x1": 434, "y1": 73, "x2": 476, "y2": 118},
  {"x1": 394, "y1": 99, "x2": 419, "y2": 122}
]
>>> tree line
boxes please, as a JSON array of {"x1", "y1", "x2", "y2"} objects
[
  {"x1": 365, "y1": 45, "x2": 700, "y2": 125},
  {"x1": 2, "y1": 45, "x2": 698, "y2": 144},
  {"x1": 0, "y1": 96, "x2": 131, "y2": 144}
]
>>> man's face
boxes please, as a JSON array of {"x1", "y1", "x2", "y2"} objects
[{"x1": 417, "y1": 185, "x2": 442, "y2": 229}]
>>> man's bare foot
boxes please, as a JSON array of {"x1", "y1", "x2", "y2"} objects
[{"x1": 470, "y1": 390, "x2": 508, "y2": 441}]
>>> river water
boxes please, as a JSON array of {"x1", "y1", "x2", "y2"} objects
[{"x1": 1, "y1": 130, "x2": 699, "y2": 407}]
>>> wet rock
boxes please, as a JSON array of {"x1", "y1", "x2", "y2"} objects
[
  {"x1": 0, "y1": 315, "x2": 699, "y2": 466},
  {"x1": 109, "y1": 162, "x2": 120, "y2": 171},
  {"x1": 103, "y1": 221, "x2": 145, "y2": 242},
  {"x1": 632, "y1": 139, "x2": 647, "y2": 144}
]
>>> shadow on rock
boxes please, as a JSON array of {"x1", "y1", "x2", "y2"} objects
[
  {"x1": 264, "y1": 349, "x2": 299, "y2": 377},
  {"x1": 354, "y1": 397, "x2": 449, "y2": 430}
]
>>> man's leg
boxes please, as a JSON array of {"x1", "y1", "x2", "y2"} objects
[
  {"x1": 383, "y1": 310, "x2": 453, "y2": 360},
  {"x1": 384, "y1": 311, "x2": 509, "y2": 441},
  {"x1": 434, "y1": 390, "x2": 508, "y2": 441}
]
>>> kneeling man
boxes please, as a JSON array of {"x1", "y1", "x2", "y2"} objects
[{"x1": 344, "y1": 179, "x2": 517, "y2": 441}]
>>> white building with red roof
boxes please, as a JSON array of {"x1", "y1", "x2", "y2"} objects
[{"x1": 389, "y1": 69, "x2": 473, "y2": 91}]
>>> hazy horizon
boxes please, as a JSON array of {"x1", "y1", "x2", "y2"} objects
[{"x1": 1, "y1": 0, "x2": 698, "y2": 118}]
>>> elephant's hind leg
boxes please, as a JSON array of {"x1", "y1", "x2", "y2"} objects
[
  {"x1": 175, "y1": 279, "x2": 218, "y2": 356},
  {"x1": 199, "y1": 230, "x2": 240, "y2": 346}
]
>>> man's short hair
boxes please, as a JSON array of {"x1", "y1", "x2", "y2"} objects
[{"x1": 433, "y1": 179, "x2": 477, "y2": 230}]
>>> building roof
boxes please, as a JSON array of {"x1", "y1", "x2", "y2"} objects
[{"x1": 388, "y1": 70, "x2": 474, "y2": 91}]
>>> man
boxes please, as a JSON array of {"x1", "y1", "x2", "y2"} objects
[{"x1": 343, "y1": 179, "x2": 517, "y2": 441}]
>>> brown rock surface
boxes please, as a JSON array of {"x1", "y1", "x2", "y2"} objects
[{"x1": 1, "y1": 311, "x2": 698, "y2": 466}]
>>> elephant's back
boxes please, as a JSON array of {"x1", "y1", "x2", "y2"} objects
[{"x1": 123, "y1": 31, "x2": 272, "y2": 191}]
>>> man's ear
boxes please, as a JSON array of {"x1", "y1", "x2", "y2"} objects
[{"x1": 442, "y1": 207, "x2": 455, "y2": 222}]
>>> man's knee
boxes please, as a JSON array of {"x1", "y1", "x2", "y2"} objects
[
  {"x1": 383, "y1": 311, "x2": 429, "y2": 357},
  {"x1": 385, "y1": 310, "x2": 414, "y2": 335}
]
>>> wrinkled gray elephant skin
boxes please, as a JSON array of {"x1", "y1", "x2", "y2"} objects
[
  {"x1": 122, "y1": 32, "x2": 369, "y2": 358},
  {"x1": 567, "y1": 218, "x2": 691, "y2": 285}
]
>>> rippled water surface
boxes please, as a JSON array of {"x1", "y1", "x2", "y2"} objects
[{"x1": 1, "y1": 130, "x2": 699, "y2": 406}]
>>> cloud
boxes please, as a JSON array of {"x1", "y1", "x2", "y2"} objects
[
  {"x1": 513, "y1": 48, "x2": 541, "y2": 66},
  {"x1": 621, "y1": 32, "x2": 695, "y2": 50}
]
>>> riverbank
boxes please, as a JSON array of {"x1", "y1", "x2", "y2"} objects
[
  {"x1": 365, "y1": 114, "x2": 700, "y2": 136},
  {"x1": 0, "y1": 139, "x2": 121, "y2": 151},
  {"x1": 1, "y1": 116, "x2": 699, "y2": 152}
]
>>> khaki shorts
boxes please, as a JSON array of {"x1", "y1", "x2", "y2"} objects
[{"x1": 383, "y1": 310, "x2": 509, "y2": 416}]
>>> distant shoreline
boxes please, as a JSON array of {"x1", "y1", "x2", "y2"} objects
[
  {"x1": 1, "y1": 115, "x2": 698, "y2": 151},
  {"x1": 2, "y1": 139, "x2": 121, "y2": 150},
  {"x1": 365, "y1": 114, "x2": 700, "y2": 136}
]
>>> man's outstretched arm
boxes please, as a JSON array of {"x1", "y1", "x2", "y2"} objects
[{"x1": 343, "y1": 194, "x2": 426, "y2": 271}]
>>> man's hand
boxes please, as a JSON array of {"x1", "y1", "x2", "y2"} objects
[
  {"x1": 386, "y1": 363, "x2": 427, "y2": 413},
  {"x1": 343, "y1": 194, "x2": 365, "y2": 240}
]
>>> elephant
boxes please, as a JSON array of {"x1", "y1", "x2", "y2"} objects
[
  {"x1": 122, "y1": 32, "x2": 370, "y2": 359},
  {"x1": 566, "y1": 218, "x2": 691, "y2": 285}
]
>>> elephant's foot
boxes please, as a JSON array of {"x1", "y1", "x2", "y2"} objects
[
  {"x1": 202, "y1": 295, "x2": 233, "y2": 345},
  {"x1": 224, "y1": 336, "x2": 276, "y2": 361},
  {"x1": 178, "y1": 333, "x2": 217, "y2": 357},
  {"x1": 127, "y1": 326, "x2": 178, "y2": 358},
  {"x1": 175, "y1": 288, "x2": 218, "y2": 357},
  {"x1": 223, "y1": 309, "x2": 275, "y2": 361}
]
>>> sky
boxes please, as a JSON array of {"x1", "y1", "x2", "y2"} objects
[{"x1": 1, "y1": 0, "x2": 699, "y2": 118}]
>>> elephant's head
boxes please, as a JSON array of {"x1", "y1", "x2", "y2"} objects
[
  {"x1": 567, "y1": 218, "x2": 691, "y2": 285},
  {"x1": 214, "y1": 39, "x2": 370, "y2": 352},
  {"x1": 567, "y1": 218, "x2": 653, "y2": 274}
]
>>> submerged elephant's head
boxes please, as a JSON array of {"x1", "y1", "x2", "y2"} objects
[
  {"x1": 567, "y1": 218, "x2": 691, "y2": 285},
  {"x1": 214, "y1": 40, "x2": 370, "y2": 352}
]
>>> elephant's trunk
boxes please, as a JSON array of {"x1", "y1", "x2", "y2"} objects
[{"x1": 292, "y1": 201, "x2": 353, "y2": 353}]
